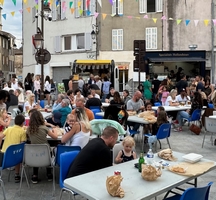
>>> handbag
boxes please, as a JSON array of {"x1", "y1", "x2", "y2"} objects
[{"x1": 189, "y1": 124, "x2": 201, "y2": 135}]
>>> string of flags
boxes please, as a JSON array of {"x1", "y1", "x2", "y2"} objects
[{"x1": 0, "y1": 0, "x2": 215, "y2": 27}]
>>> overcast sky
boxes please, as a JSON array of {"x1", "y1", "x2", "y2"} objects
[{"x1": 1, "y1": 0, "x2": 22, "y2": 48}]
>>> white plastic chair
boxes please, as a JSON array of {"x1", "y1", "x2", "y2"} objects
[
  {"x1": 112, "y1": 143, "x2": 124, "y2": 164},
  {"x1": 19, "y1": 144, "x2": 55, "y2": 196},
  {"x1": 202, "y1": 117, "x2": 216, "y2": 148}
]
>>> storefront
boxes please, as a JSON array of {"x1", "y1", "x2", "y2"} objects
[{"x1": 145, "y1": 50, "x2": 206, "y2": 79}]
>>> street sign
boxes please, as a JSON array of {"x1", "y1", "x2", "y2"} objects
[{"x1": 35, "y1": 49, "x2": 51, "y2": 64}]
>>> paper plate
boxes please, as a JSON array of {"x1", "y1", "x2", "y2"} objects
[{"x1": 182, "y1": 153, "x2": 203, "y2": 163}]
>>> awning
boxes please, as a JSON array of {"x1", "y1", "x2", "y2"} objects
[
  {"x1": 149, "y1": 57, "x2": 207, "y2": 62},
  {"x1": 75, "y1": 60, "x2": 112, "y2": 65}
]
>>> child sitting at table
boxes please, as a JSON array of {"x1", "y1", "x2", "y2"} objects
[
  {"x1": 63, "y1": 114, "x2": 76, "y2": 145},
  {"x1": 0, "y1": 108, "x2": 11, "y2": 132},
  {"x1": 115, "y1": 136, "x2": 136, "y2": 163},
  {"x1": 0, "y1": 114, "x2": 26, "y2": 183},
  {"x1": 144, "y1": 102, "x2": 153, "y2": 134},
  {"x1": 161, "y1": 86, "x2": 169, "y2": 106}
]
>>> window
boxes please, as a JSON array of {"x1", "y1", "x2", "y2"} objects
[
  {"x1": 112, "y1": 29, "x2": 123, "y2": 50},
  {"x1": 60, "y1": 33, "x2": 91, "y2": 52},
  {"x1": 75, "y1": 0, "x2": 95, "y2": 18},
  {"x1": 139, "y1": 0, "x2": 163, "y2": 13},
  {"x1": 146, "y1": 27, "x2": 157, "y2": 49},
  {"x1": 112, "y1": 0, "x2": 123, "y2": 16},
  {"x1": 52, "y1": 0, "x2": 66, "y2": 20}
]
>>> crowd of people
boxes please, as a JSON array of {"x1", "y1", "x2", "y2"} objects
[{"x1": 0, "y1": 71, "x2": 215, "y2": 186}]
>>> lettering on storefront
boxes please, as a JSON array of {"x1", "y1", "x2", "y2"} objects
[{"x1": 159, "y1": 53, "x2": 189, "y2": 57}]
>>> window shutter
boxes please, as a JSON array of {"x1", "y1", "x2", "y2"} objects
[
  {"x1": 139, "y1": 0, "x2": 146, "y2": 13},
  {"x1": 152, "y1": 28, "x2": 157, "y2": 49},
  {"x1": 112, "y1": 0, "x2": 117, "y2": 16},
  {"x1": 156, "y1": 0, "x2": 163, "y2": 12},
  {"x1": 61, "y1": 1, "x2": 66, "y2": 20},
  {"x1": 52, "y1": 3, "x2": 57, "y2": 21},
  {"x1": 118, "y1": 29, "x2": 123, "y2": 50},
  {"x1": 85, "y1": 33, "x2": 92, "y2": 50},
  {"x1": 112, "y1": 29, "x2": 117, "y2": 50},
  {"x1": 54, "y1": 36, "x2": 62, "y2": 53},
  {"x1": 146, "y1": 28, "x2": 151, "y2": 49},
  {"x1": 75, "y1": 0, "x2": 80, "y2": 18},
  {"x1": 90, "y1": 0, "x2": 95, "y2": 15},
  {"x1": 146, "y1": 28, "x2": 157, "y2": 49},
  {"x1": 118, "y1": 0, "x2": 123, "y2": 15},
  {"x1": 72, "y1": 35, "x2": 77, "y2": 50},
  {"x1": 32, "y1": 6, "x2": 36, "y2": 23}
]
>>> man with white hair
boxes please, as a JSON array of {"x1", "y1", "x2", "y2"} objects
[{"x1": 52, "y1": 93, "x2": 65, "y2": 112}]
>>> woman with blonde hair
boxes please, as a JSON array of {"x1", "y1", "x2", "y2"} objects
[
  {"x1": 23, "y1": 93, "x2": 37, "y2": 112},
  {"x1": 61, "y1": 107, "x2": 91, "y2": 148},
  {"x1": 164, "y1": 89, "x2": 179, "y2": 106}
]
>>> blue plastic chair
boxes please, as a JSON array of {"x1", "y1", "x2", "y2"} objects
[
  {"x1": 91, "y1": 108, "x2": 103, "y2": 119},
  {"x1": 154, "y1": 102, "x2": 162, "y2": 106},
  {"x1": 208, "y1": 103, "x2": 214, "y2": 109},
  {"x1": 143, "y1": 123, "x2": 171, "y2": 151},
  {"x1": 184, "y1": 109, "x2": 201, "y2": 126},
  {"x1": 0, "y1": 142, "x2": 25, "y2": 200},
  {"x1": 165, "y1": 182, "x2": 213, "y2": 200},
  {"x1": 59, "y1": 151, "x2": 80, "y2": 200},
  {"x1": 55, "y1": 145, "x2": 81, "y2": 166}
]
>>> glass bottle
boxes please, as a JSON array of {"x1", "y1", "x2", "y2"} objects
[{"x1": 138, "y1": 153, "x2": 145, "y2": 173}]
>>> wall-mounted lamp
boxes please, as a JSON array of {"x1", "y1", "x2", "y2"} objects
[
  {"x1": 188, "y1": 44, "x2": 198, "y2": 50},
  {"x1": 91, "y1": 24, "x2": 99, "y2": 40}
]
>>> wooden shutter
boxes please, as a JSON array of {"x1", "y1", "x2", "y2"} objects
[
  {"x1": 156, "y1": 0, "x2": 163, "y2": 12},
  {"x1": 118, "y1": 0, "x2": 123, "y2": 15},
  {"x1": 152, "y1": 27, "x2": 157, "y2": 49},
  {"x1": 146, "y1": 28, "x2": 151, "y2": 49},
  {"x1": 139, "y1": 0, "x2": 146, "y2": 13},
  {"x1": 117, "y1": 29, "x2": 123, "y2": 50},
  {"x1": 54, "y1": 36, "x2": 62, "y2": 53},
  {"x1": 112, "y1": 29, "x2": 117, "y2": 50},
  {"x1": 52, "y1": 3, "x2": 57, "y2": 21},
  {"x1": 112, "y1": 0, "x2": 117, "y2": 15},
  {"x1": 85, "y1": 33, "x2": 92, "y2": 50}
]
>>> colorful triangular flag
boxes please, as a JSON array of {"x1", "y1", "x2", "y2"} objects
[
  {"x1": 213, "y1": 19, "x2": 216, "y2": 26},
  {"x1": 97, "y1": 0, "x2": 102, "y2": 7},
  {"x1": 185, "y1": 19, "x2": 190, "y2": 26},
  {"x1": 86, "y1": 10, "x2": 91, "y2": 16},
  {"x1": 11, "y1": 11, "x2": 15, "y2": 16},
  {"x1": 79, "y1": 9, "x2": 83, "y2": 15},
  {"x1": 161, "y1": 16, "x2": 166, "y2": 20},
  {"x1": 69, "y1": 1, "x2": 73, "y2": 8},
  {"x1": 0, "y1": 0, "x2": 4, "y2": 5},
  {"x1": 102, "y1": 13, "x2": 107, "y2": 20},
  {"x1": 143, "y1": 15, "x2": 148, "y2": 19},
  {"x1": 12, "y1": 0, "x2": 16, "y2": 6},
  {"x1": 204, "y1": 19, "x2": 209, "y2": 26},
  {"x1": 109, "y1": 0, "x2": 113, "y2": 5},
  {"x1": 78, "y1": 1, "x2": 81, "y2": 7},
  {"x1": 49, "y1": 0, "x2": 53, "y2": 5},
  {"x1": 35, "y1": 0, "x2": 38, "y2": 4},
  {"x1": 2, "y1": 14, "x2": 6, "y2": 20},
  {"x1": 70, "y1": 8, "x2": 75, "y2": 14},
  {"x1": 19, "y1": 9, "x2": 23, "y2": 14},
  {"x1": 94, "y1": 12, "x2": 99, "y2": 18},
  {"x1": 23, "y1": 0, "x2": 28, "y2": 4},
  {"x1": 152, "y1": 18, "x2": 157, "y2": 23},
  {"x1": 127, "y1": 16, "x2": 133, "y2": 19},
  {"x1": 176, "y1": 19, "x2": 182, "y2": 25},
  {"x1": 26, "y1": 7, "x2": 31, "y2": 13},
  {"x1": 35, "y1": 4, "x2": 38, "y2": 9},
  {"x1": 194, "y1": 20, "x2": 199, "y2": 26}
]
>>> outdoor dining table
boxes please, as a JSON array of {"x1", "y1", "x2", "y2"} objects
[
  {"x1": 64, "y1": 151, "x2": 216, "y2": 200},
  {"x1": 209, "y1": 115, "x2": 216, "y2": 119},
  {"x1": 152, "y1": 105, "x2": 191, "y2": 112}
]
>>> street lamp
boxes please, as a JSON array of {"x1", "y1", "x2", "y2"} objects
[
  {"x1": 91, "y1": 24, "x2": 99, "y2": 40},
  {"x1": 33, "y1": 1, "x2": 52, "y2": 100}
]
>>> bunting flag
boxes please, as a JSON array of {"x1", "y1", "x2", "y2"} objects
[
  {"x1": 94, "y1": 12, "x2": 99, "y2": 18},
  {"x1": 194, "y1": 20, "x2": 199, "y2": 26},
  {"x1": 152, "y1": 18, "x2": 157, "y2": 23},
  {"x1": 143, "y1": 15, "x2": 148, "y2": 19},
  {"x1": 35, "y1": 4, "x2": 38, "y2": 9},
  {"x1": 26, "y1": 7, "x2": 31, "y2": 13},
  {"x1": 161, "y1": 16, "x2": 166, "y2": 20},
  {"x1": 87, "y1": 0, "x2": 90, "y2": 7},
  {"x1": 176, "y1": 19, "x2": 182, "y2": 25},
  {"x1": 56, "y1": 0, "x2": 59, "y2": 6},
  {"x1": 87, "y1": 10, "x2": 91, "y2": 16},
  {"x1": 79, "y1": 9, "x2": 83, "y2": 15},
  {"x1": 97, "y1": 0, "x2": 102, "y2": 7},
  {"x1": 135, "y1": 17, "x2": 140, "y2": 19},
  {"x1": 78, "y1": 1, "x2": 81, "y2": 7},
  {"x1": 2, "y1": 14, "x2": 6, "y2": 20},
  {"x1": 169, "y1": 18, "x2": 174, "y2": 20},
  {"x1": 69, "y1": 1, "x2": 73, "y2": 8},
  {"x1": 185, "y1": 19, "x2": 190, "y2": 26},
  {"x1": 204, "y1": 19, "x2": 209, "y2": 26},
  {"x1": 213, "y1": 19, "x2": 216, "y2": 26},
  {"x1": 109, "y1": 0, "x2": 113, "y2": 5},
  {"x1": 35, "y1": 0, "x2": 38, "y2": 4},
  {"x1": 19, "y1": 9, "x2": 23, "y2": 14},
  {"x1": 102, "y1": 13, "x2": 107, "y2": 20},
  {"x1": 0, "y1": 0, "x2": 4, "y2": 6},
  {"x1": 12, "y1": 0, "x2": 16, "y2": 6},
  {"x1": 70, "y1": 8, "x2": 75, "y2": 13},
  {"x1": 11, "y1": 11, "x2": 15, "y2": 16},
  {"x1": 127, "y1": 16, "x2": 133, "y2": 19},
  {"x1": 23, "y1": 0, "x2": 28, "y2": 4},
  {"x1": 49, "y1": 0, "x2": 53, "y2": 5}
]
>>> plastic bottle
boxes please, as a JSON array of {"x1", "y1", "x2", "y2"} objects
[
  {"x1": 138, "y1": 153, "x2": 145, "y2": 172},
  {"x1": 146, "y1": 149, "x2": 154, "y2": 165}
]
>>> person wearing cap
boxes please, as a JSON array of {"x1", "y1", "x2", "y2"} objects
[
  {"x1": 176, "y1": 88, "x2": 190, "y2": 104},
  {"x1": 105, "y1": 87, "x2": 115, "y2": 103}
]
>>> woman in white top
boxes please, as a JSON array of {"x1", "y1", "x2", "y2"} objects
[
  {"x1": 176, "y1": 88, "x2": 190, "y2": 104},
  {"x1": 164, "y1": 89, "x2": 179, "y2": 106},
  {"x1": 23, "y1": 93, "x2": 37, "y2": 112},
  {"x1": 44, "y1": 76, "x2": 51, "y2": 107},
  {"x1": 61, "y1": 107, "x2": 91, "y2": 148},
  {"x1": 34, "y1": 75, "x2": 41, "y2": 103}
]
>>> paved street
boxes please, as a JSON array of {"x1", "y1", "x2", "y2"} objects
[{"x1": 0, "y1": 126, "x2": 216, "y2": 200}]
